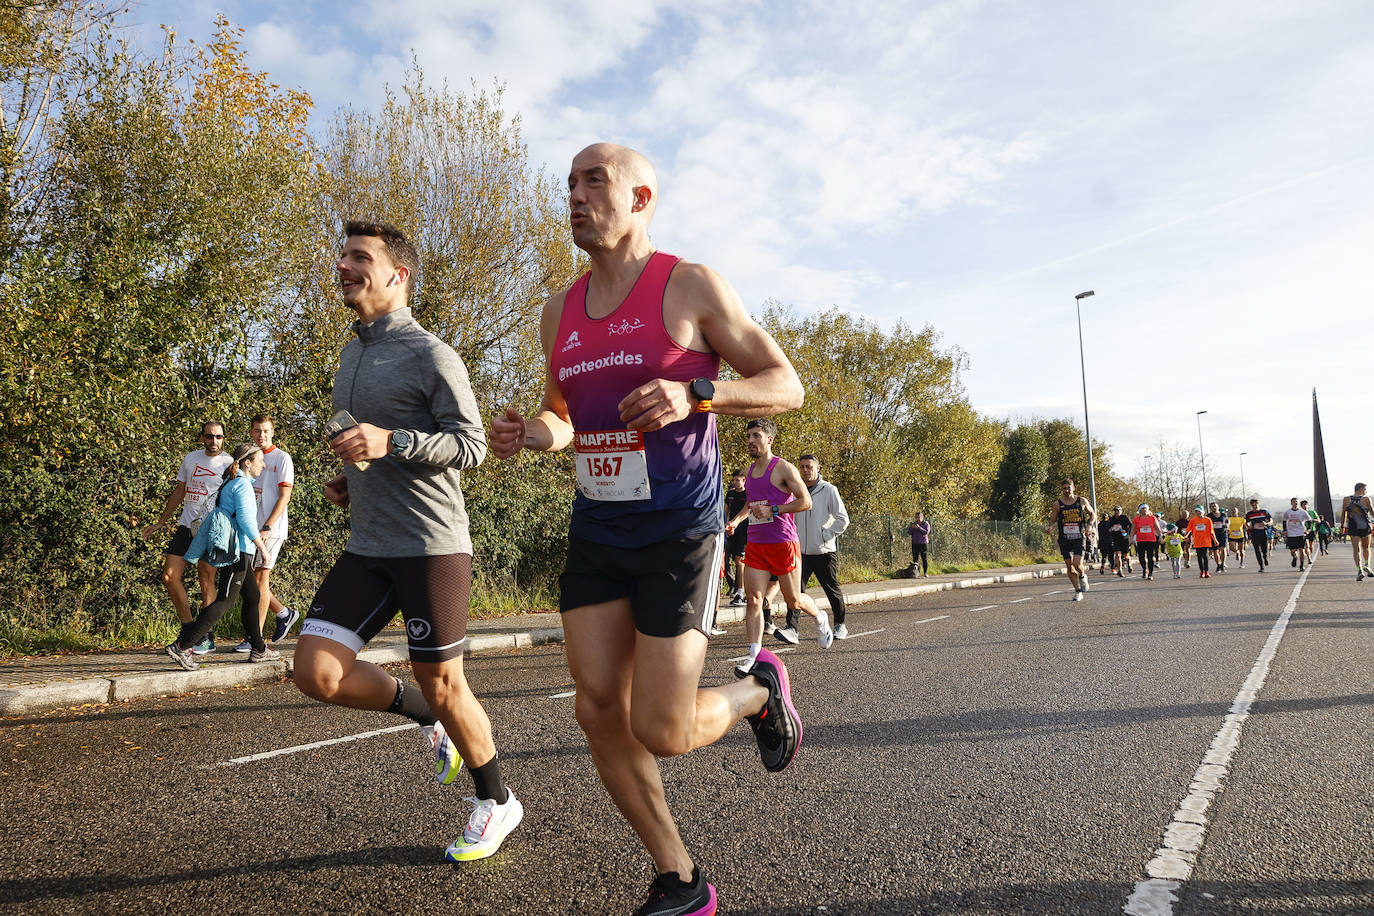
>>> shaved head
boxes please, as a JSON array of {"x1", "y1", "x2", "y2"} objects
[{"x1": 572, "y1": 142, "x2": 658, "y2": 216}]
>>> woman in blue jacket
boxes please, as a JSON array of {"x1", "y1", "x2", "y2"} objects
[{"x1": 166, "y1": 443, "x2": 273, "y2": 669}]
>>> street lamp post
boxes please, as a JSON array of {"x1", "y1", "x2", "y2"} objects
[
  {"x1": 1239, "y1": 451, "x2": 1248, "y2": 503},
  {"x1": 1196, "y1": 410, "x2": 1209, "y2": 507},
  {"x1": 1075, "y1": 290, "x2": 1098, "y2": 512}
]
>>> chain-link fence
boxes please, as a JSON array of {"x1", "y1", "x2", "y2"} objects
[{"x1": 838, "y1": 516, "x2": 1054, "y2": 575}]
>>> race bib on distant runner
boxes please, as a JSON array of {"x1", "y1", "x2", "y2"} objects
[
  {"x1": 1138, "y1": 524, "x2": 1153, "y2": 536},
  {"x1": 1061, "y1": 523, "x2": 1081, "y2": 538},
  {"x1": 574, "y1": 430, "x2": 650, "y2": 501}
]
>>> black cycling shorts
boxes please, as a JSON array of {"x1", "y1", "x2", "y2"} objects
[
  {"x1": 300, "y1": 552, "x2": 471, "y2": 663},
  {"x1": 560, "y1": 532, "x2": 722, "y2": 638},
  {"x1": 1058, "y1": 537, "x2": 1085, "y2": 559},
  {"x1": 165, "y1": 525, "x2": 194, "y2": 557}
]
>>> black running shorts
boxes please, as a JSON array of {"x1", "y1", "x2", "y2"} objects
[
  {"x1": 560, "y1": 532, "x2": 722, "y2": 638},
  {"x1": 165, "y1": 524, "x2": 194, "y2": 557},
  {"x1": 1286, "y1": 535, "x2": 1307, "y2": 551},
  {"x1": 1058, "y1": 537, "x2": 1085, "y2": 559},
  {"x1": 300, "y1": 552, "x2": 471, "y2": 663}
]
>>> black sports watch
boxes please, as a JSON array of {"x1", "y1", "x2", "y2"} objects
[
  {"x1": 389, "y1": 428, "x2": 413, "y2": 456},
  {"x1": 689, "y1": 377, "x2": 715, "y2": 404}
]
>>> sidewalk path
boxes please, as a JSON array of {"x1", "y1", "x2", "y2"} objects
[{"x1": 0, "y1": 563, "x2": 1066, "y2": 715}]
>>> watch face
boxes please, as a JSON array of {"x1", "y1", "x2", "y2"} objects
[{"x1": 692, "y1": 378, "x2": 715, "y2": 401}]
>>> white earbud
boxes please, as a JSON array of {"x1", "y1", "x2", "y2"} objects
[{"x1": 387, "y1": 274, "x2": 400, "y2": 287}]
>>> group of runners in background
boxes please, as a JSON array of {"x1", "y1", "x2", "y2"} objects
[{"x1": 1050, "y1": 479, "x2": 1372, "y2": 596}]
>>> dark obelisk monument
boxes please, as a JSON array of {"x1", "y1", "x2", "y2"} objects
[{"x1": 1313, "y1": 389, "x2": 1335, "y2": 522}]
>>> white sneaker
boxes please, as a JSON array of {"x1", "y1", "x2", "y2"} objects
[
  {"x1": 445, "y1": 790, "x2": 524, "y2": 862},
  {"x1": 816, "y1": 611, "x2": 833, "y2": 648},
  {"x1": 833, "y1": 623, "x2": 849, "y2": 640},
  {"x1": 424, "y1": 721, "x2": 463, "y2": 786},
  {"x1": 774, "y1": 626, "x2": 799, "y2": 645},
  {"x1": 762, "y1": 620, "x2": 777, "y2": 636},
  {"x1": 709, "y1": 625, "x2": 728, "y2": 636},
  {"x1": 1072, "y1": 591, "x2": 1084, "y2": 602},
  {"x1": 1080, "y1": 577, "x2": 1089, "y2": 592}
]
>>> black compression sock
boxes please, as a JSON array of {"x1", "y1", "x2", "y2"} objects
[
  {"x1": 470, "y1": 756, "x2": 509, "y2": 804},
  {"x1": 387, "y1": 678, "x2": 437, "y2": 727}
]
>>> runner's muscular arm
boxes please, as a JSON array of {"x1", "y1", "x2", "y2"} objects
[
  {"x1": 770, "y1": 459, "x2": 813, "y2": 516},
  {"x1": 491, "y1": 291, "x2": 575, "y2": 458},
  {"x1": 618, "y1": 263, "x2": 803, "y2": 431}
]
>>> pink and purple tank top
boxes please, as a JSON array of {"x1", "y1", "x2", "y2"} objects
[
  {"x1": 744, "y1": 457, "x2": 798, "y2": 545},
  {"x1": 549, "y1": 252, "x2": 722, "y2": 546}
]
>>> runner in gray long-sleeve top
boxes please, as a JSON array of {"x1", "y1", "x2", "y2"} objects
[{"x1": 293, "y1": 221, "x2": 522, "y2": 864}]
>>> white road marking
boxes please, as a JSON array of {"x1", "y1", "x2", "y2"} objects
[
  {"x1": 550, "y1": 690, "x2": 576, "y2": 699},
  {"x1": 1009, "y1": 596, "x2": 1035, "y2": 604},
  {"x1": 1123, "y1": 566, "x2": 1311, "y2": 916},
  {"x1": 915, "y1": 615, "x2": 950, "y2": 624},
  {"x1": 969, "y1": 605, "x2": 998, "y2": 612},
  {"x1": 1044, "y1": 590, "x2": 1063, "y2": 595},
  {"x1": 218, "y1": 723, "x2": 417, "y2": 768}
]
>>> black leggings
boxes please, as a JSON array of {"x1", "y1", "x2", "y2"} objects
[
  {"x1": 176, "y1": 556, "x2": 263, "y2": 651},
  {"x1": 1136, "y1": 541, "x2": 1158, "y2": 573},
  {"x1": 1195, "y1": 547, "x2": 1210, "y2": 573},
  {"x1": 1250, "y1": 533, "x2": 1270, "y2": 566}
]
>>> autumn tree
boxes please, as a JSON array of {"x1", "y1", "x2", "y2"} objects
[
  {"x1": 0, "y1": 19, "x2": 319, "y2": 638},
  {"x1": 990, "y1": 424, "x2": 1049, "y2": 521}
]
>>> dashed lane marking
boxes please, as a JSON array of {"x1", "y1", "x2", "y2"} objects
[
  {"x1": 915, "y1": 615, "x2": 950, "y2": 624},
  {"x1": 841, "y1": 628, "x2": 886, "y2": 639},
  {"x1": 1009, "y1": 597, "x2": 1035, "y2": 604},
  {"x1": 969, "y1": 605, "x2": 998, "y2": 612},
  {"x1": 550, "y1": 690, "x2": 576, "y2": 699},
  {"x1": 218, "y1": 723, "x2": 417, "y2": 768},
  {"x1": 1122, "y1": 566, "x2": 1311, "y2": 916}
]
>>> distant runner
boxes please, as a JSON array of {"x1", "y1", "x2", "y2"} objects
[
  {"x1": 1283, "y1": 497, "x2": 1309, "y2": 571},
  {"x1": 1245, "y1": 499, "x2": 1272, "y2": 572},
  {"x1": 1049, "y1": 478, "x2": 1096, "y2": 601},
  {"x1": 1341, "y1": 483, "x2": 1373, "y2": 580},
  {"x1": 1187, "y1": 506, "x2": 1217, "y2": 578},
  {"x1": 1132, "y1": 503, "x2": 1160, "y2": 580},
  {"x1": 1226, "y1": 509, "x2": 1247, "y2": 568}
]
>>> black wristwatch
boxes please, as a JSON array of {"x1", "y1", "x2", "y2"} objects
[
  {"x1": 389, "y1": 429, "x2": 413, "y2": 456},
  {"x1": 689, "y1": 377, "x2": 715, "y2": 407}
]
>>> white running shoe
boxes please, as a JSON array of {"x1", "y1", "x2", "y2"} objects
[
  {"x1": 1072, "y1": 591, "x2": 1084, "y2": 602},
  {"x1": 833, "y1": 623, "x2": 849, "y2": 640},
  {"x1": 424, "y1": 721, "x2": 463, "y2": 786},
  {"x1": 1080, "y1": 577, "x2": 1089, "y2": 592},
  {"x1": 762, "y1": 620, "x2": 777, "y2": 636},
  {"x1": 816, "y1": 611, "x2": 834, "y2": 648},
  {"x1": 774, "y1": 626, "x2": 800, "y2": 645},
  {"x1": 445, "y1": 790, "x2": 524, "y2": 862}
]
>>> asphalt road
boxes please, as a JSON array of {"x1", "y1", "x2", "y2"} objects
[{"x1": 2, "y1": 553, "x2": 1371, "y2": 915}]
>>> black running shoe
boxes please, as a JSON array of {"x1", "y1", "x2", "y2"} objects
[
  {"x1": 746, "y1": 648, "x2": 801, "y2": 772},
  {"x1": 632, "y1": 866, "x2": 717, "y2": 916}
]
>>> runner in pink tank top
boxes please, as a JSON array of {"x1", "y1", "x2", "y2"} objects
[
  {"x1": 726, "y1": 419, "x2": 833, "y2": 655},
  {"x1": 489, "y1": 142, "x2": 810, "y2": 915}
]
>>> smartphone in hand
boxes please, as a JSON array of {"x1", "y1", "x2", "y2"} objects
[{"x1": 325, "y1": 410, "x2": 371, "y2": 471}]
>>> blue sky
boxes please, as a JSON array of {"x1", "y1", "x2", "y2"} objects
[{"x1": 129, "y1": 0, "x2": 1372, "y2": 504}]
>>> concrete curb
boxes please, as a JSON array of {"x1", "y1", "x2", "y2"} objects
[{"x1": 1, "y1": 569, "x2": 1063, "y2": 716}]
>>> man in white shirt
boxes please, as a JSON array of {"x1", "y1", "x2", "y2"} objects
[
  {"x1": 141, "y1": 421, "x2": 233, "y2": 631},
  {"x1": 235, "y1": 414, "x2": 300, "y2": 651},
  {"x1": 1283, "y1": 497, "x2": 1310, "y2": 571}
]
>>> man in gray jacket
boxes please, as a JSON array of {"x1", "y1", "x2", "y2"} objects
[
  {"x1": 293, "y1": 221, "x2": 521, "y2": 864},
  {"x1": 794, "y1": 454, "x2": 852, "y2": 638}
]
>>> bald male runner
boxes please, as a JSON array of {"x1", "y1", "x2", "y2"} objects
[{"x1": 491, "y1": 143, "x2": 804, "y2": 916}]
